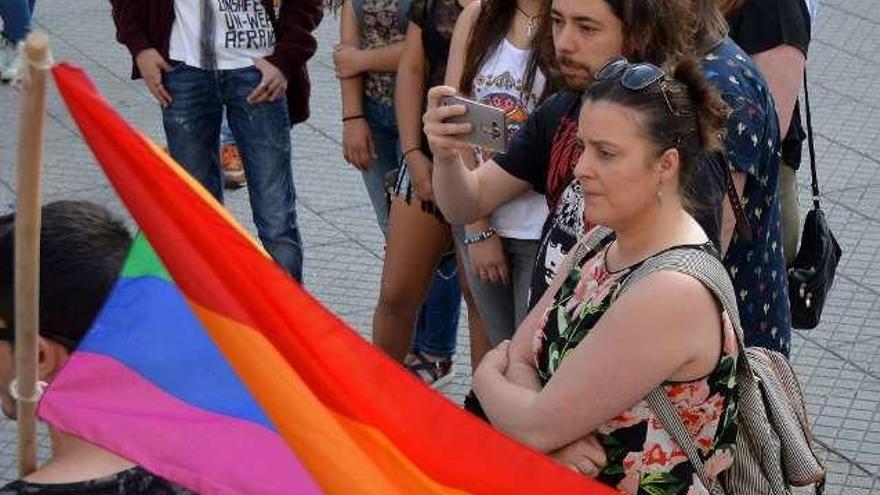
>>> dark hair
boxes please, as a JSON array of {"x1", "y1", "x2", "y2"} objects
[
  {"x1": 459, "y1": 0, "x2": 554, "y2": 101},
  {"x1": 530, "y1": 0, "x2": 698, "y2": 88},
  {"x1": 692, "y1": 0, "x2": 730, "y2": 52},
  {"x1": 718, "y1": 0, "x2": 745, "y2": 17},
  {"x1": 582, "y1": 58, "x2": 729, "y2": 205},
  {"x1": 0, "y1": 201, "x2": 132, "y2": 351}
]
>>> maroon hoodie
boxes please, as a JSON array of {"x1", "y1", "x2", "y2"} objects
[{"x1": 108, "y1": 0, "x2": 323, "y2": 124}]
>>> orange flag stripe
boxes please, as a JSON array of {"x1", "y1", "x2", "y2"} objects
[{"x1": 192, "y1": 303, "x2": 470, "y2": 494}]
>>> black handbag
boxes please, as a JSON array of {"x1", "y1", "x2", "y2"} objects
[{"x1": 788, "y1": 70, "x2": 842, "y2": 329}]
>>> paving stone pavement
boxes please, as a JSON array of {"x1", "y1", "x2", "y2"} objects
[{"x1": 0, "y1": 1, "x2": 878, "y2": 492}]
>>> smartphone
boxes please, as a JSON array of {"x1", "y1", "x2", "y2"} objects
[{"x1": 441, "y1": 95, "x2": 508, "y2": 152}]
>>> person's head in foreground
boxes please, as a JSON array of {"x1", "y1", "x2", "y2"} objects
[
  {"x1": 472, "y1": 58, "x2": 740, "y2": 495},
  {"x1": 0, "y1": 200, "x2": 189, "y2": 494}
]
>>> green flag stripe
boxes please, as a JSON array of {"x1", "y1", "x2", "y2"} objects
[{"x1": 121, "y1": 233, "x2": 172, "y2": 282}]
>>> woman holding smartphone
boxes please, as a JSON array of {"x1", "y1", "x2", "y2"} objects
[{"x1": 443, "y1": 0, "x2": 551, "y2": 348}]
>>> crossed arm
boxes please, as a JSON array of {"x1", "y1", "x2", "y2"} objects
[{"x1": 473, "y1": 270, "x2": 722, "y2": 453}]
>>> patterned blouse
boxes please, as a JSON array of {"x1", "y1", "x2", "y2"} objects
[
  {"x1": 357, "y1": 0, "x2": 409, "y2": 106},
  {"x1": 0, "y1": 467, "x2": 192, "y2": 495},
  {"x1": 532, "y1": 234, "x2": 739, "y2": 495},
  {"x1": 703, "y1": 39, "x2": 791, "y2": 355}
]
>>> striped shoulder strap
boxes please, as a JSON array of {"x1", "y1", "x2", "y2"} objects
[{"x1": 611, "y1": 247, "x2": 748, "y2": 495}]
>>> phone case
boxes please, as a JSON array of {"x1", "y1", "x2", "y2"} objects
[{"x1": 442, "y1": 96, "x2": 508, "y2": 151}]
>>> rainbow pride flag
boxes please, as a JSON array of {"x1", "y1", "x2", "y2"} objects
[{"x1": 41, "y1": 63, "x2": 616, "y2": 494}]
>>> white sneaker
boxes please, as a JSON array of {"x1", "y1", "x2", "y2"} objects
[
  {"x1": 0, "y1": 41, "x2": 25, "y2": 84},
  {"x1": 0, "y1": 36, "x2": 15, "y2": 74}
]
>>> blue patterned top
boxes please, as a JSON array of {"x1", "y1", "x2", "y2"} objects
[{"x1": 703, "y1": 39, "x2": 791, "y2": 355}]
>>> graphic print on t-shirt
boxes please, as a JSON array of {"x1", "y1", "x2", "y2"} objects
[
  {"x1": 529, "y1": 180, "x2": 587, "y2": 307},
  {"x1": 218, "y1": 0, "x2": 275, "y2": 51},
  {"x1": 170, "y1": 0, "x2": 276, "y2": 71},
  {"x1": 546, "y1": 116, "x2": 581, "y2": 209}
]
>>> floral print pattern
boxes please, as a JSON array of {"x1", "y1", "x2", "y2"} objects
[
  {"x1": 0, "y1": 467, "x2": 192, "y2": 494},
  {"x1": 703, "y1": 39, "x2": 791, "y2": 355},
  {"x1": 359, "y1": 0, "x2": 408, "y2": 105},
  {"x1": 534, "y1": 235, "x2": 739, "y2": 495}
]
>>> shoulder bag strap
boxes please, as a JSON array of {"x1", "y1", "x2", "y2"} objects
[
  {"x1": 802, "y1": 68, "x2": 821, "y2": 210},
  {"x1": 612, "y1": 248, "x2": 749, "y2": 495},
  {"x1": 718, "y1": 151, "x2": 754, "y2": 243}
]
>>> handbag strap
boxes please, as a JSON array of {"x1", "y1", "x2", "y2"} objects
[
  {"x1": 612, "y1": 247, "x2": 750, "y2": 495},
  {"x1": 802, "y1": 68, "x2": 821, "y2": 210},
  {"x1": 724, "y1": 154, "x2": 754, "y2": 243}
]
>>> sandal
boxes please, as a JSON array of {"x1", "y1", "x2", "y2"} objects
[{"x1": 406, "y1": 351, "x2": 455, "y2": 389}]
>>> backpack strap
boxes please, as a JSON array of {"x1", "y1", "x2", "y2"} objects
[{"x1": 611, "y1": 247, "x2": 749, "y2": 495}]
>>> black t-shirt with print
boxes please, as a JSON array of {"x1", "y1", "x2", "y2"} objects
[
  {"x1": 0, "y1": 467, "x2": 193, "y2": 495},
  {"x1": 495, "y1": 91, "x2": 725, "y2": 307},
  {"x1": 727, "y1": 0, "x2": 811, "y2": 169}
]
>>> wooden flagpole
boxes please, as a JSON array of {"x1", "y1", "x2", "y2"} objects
[{"x1": 14, "y1": 31, "x2": 51, "y2": 477}]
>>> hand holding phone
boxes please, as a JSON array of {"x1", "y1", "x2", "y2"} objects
[{"x1": 441, "y1": 95, "x2": 508, "y2": 152}]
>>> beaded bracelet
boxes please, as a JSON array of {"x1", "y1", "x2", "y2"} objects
[{"x1": 463, "y1": 228, "x2": 497, "y2": 246}]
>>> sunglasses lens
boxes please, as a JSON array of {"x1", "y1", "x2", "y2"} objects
[
  {"x1": 621, "y1": 64, "x2": 664, "y2": 90},
  {"x1": 595, "y1": 57, "x2": 628, "y2": 81}
]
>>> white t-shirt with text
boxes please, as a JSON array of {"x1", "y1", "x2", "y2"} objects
[{"x1": 170, "y1": 0, "x2": 276, "y2": 71}]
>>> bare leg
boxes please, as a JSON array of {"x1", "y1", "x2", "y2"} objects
[{"x1": 373, "y1": 197, "x2": 452, "y2": 362}]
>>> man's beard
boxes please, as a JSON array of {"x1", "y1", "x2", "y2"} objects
[{"x1": 556, "y1": 54, "x2": 594, "y2": 92}]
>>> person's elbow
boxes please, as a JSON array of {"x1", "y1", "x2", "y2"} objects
[{"x1": 501, "y1": 419, "x2": 561, "y2": 453}]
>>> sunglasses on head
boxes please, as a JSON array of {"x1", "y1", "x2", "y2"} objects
[{"x1": 591, "y1": 57, "x2": 687, "y2": 117}]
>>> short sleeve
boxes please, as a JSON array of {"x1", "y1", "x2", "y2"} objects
[
  {"x1": 408, "y1": 0, "x2": 427, "y2": 28},
  {"x1": 727, "y1": 0, "x2": 811, "y2": 56},
  {"x1": 494, "y1": 93, "x2": 567, "y2": 193},
  {"x1": 720, "y1": 87, "x2": 772, "y2": 177}
]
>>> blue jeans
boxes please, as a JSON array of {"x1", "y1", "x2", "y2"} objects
[
  {"x1": 362, "y1": 96, "x2": 400, "y2": 237},
  {"x1": 412, "y1": 254, "x2": 460, "y2": 357},
  {"x1": 362, "y1": 96, "x2": 459, "y2": 357},
  {"x1": 162, "y1": 63, "x2": 303, "y2": 282},
  {"x1": 0, "y1": 0, "x2": 35, "y2": 43}
]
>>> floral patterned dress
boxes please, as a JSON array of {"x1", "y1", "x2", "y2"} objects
[{"x1": 532, "y1": 235, "x2": 739, "y2": 495}]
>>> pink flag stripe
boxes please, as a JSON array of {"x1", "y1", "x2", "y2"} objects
[{"x1": 40, "y1": 351, "x2": 321, "y2": 495}]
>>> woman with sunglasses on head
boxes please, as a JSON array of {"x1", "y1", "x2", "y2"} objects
[
  {"x1": 427, "y1": 59, "x2": 739, "y2": 493},
  {"x1": 442, "y1": 0, "x2": 552, "y2": 349}
]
